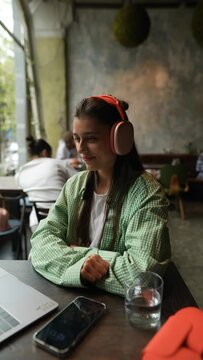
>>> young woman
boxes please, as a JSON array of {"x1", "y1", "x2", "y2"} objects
[{"x1": 30, "y1": 95, "x2": 171, "y2": 296}]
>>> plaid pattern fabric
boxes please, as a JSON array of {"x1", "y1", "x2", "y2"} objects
[{"x1": 30, "y1": 171, "x2": 171, "y2": 297}]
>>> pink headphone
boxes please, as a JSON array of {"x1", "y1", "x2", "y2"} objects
[{"x1": 91, "y1": 94, "x2": 134, "y2": 155}]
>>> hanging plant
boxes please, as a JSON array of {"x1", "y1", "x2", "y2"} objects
[
  {"x1": 112, "y1": 3, "x2": 151, "y2": 48},
  {"x1": 192, "y1": 0, "x2": 203, "y2": 48}
]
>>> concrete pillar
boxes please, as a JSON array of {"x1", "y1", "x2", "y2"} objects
[{"x1": 31, "y1": 0, "x2": 72, "y2": 155}]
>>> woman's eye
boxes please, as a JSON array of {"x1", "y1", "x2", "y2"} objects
[
  {"x1": 86, "y1": 137, "x2": 97, "y2": 142},
  {"x1": 74, "y1": 137, "x2": 80, "y2": 143},
  {"x1": 73, "y1": 136, "x2": 98, "y2": 143}
]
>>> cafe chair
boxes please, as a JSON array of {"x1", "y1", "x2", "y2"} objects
[
  {"x1": 160, "y1": 164, "x2": 189, "y2": 220},
  {"x1": 31, "y1": 200, "x2": 56, "y2": 222},
  {"x1": 0, "y1": 193, "x2": 27, "y2": 259}
]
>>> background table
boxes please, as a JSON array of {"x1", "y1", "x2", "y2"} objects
[
  {"x1": 0, "y1": 260, "x2": 198, "y2": 360},
  {"x1": 0, "y1": 177, "x2": 22, "y2": 196}
]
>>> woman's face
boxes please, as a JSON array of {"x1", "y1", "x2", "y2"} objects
[{"x1": 73, "y1": 116, "x2": 116, "y2": 174}]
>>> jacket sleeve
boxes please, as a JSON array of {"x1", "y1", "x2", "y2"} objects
[
  {"x1": 30, "y1": 178, "x2": 97, "y2": 287},
  {"x1": 93, "y1": 176, "x2": 171, "y2": 297}
]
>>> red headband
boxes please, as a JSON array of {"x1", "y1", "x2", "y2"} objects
[{"x1": 90, "y1": 94, "x2": 126, "y2": 121}]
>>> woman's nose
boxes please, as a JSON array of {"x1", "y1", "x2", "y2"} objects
[{"x1": 77, "y1": 139, "x2": 85, "y2": 153}]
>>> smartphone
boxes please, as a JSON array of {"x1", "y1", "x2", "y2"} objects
[{"x1": 33, "y1": 296, "x2": 106, "y2": 358}]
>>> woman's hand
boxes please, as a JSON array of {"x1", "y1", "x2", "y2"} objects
[{"x1": 80, "y1": 254, "x2": 110, "y2": 283}]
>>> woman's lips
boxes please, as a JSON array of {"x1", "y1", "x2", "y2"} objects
[{"x1": 82, "y1": 156, "x2": 95, "y2": 162}]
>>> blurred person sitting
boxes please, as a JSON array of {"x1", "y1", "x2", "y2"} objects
[
  {"x1": 196, "y1": 151, "x2": 203, "y2": 180},
  {"x1": 15, "y1": 136, "x2": 76, "y2": 232},
  {"x1": 56, "y1": 130, "x2": 83, "y2": 170}
]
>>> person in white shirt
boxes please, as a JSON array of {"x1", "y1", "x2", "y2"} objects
[
  {"x1": 15, "y1": 136, "x2": 76, "y2": 232},
  {"x1": 56, "y1": 130, "x2": 83, "y2": 170},
  {"x1": 56, "y1": 130, "x2": 76, "y2": 159}
]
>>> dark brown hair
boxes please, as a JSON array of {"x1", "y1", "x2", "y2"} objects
[
  {"x1": 74, "y1": 96, "x2": 143, "y2": 249},
  {"x1": 26, "y1": 136, "x2": 52, "y2": 157}
]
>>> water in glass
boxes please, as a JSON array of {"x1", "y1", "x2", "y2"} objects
[{"x1": 125, "y1": 287, "x2": 161, "y2": 329}]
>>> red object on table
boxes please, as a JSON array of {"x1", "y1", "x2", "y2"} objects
[{"x1": 142, "y1": 307, "x2": 203, "y2": 360}]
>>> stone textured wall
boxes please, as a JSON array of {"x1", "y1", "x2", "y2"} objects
[{"x1": 67, "y1": 7, "x2": 203, "y2": 154}]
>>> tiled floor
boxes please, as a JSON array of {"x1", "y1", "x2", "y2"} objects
[{"x1": 0, "y1": 200, "x2": 203, "y2": 308}]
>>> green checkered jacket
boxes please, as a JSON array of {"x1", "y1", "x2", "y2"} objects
[{"x1": 30, "y1": 170, "x2": 171, "y2": 297}]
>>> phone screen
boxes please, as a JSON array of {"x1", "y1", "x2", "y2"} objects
[{"x1": 33, "y1": 296, "x2": 106, "y2": 356}]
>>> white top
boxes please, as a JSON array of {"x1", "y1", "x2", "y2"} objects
[
  {"x1": 15, "y1": 158, "x2": 76, "y2": 228},
  {"x1": 55, "y1": 140, "x2": 78, "y2": 160},
  {"x1": 89, "y1": 192, "x2": 108, "y2": 248}
]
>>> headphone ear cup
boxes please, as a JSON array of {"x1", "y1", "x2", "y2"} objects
[{"x1": 110, "y1": 121, "x2": 134, "y2": 155}]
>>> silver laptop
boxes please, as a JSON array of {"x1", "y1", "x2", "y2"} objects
[{"x1": 0, "y1": 267, "x2": 58, "y2": 344}]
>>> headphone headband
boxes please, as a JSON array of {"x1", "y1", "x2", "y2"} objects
[{"x1": 90, "y1": 94, "x2": 126, "y2": 121}]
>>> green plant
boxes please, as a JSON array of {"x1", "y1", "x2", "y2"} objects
[
  {"x1": 0, "y1": 33, "x2": 15, "y2": 165},
  {"x1": 112, "y1": 4, "x2": 151, "y2": 48},
  {"x1": 0, "y1": 36, "x2": 15, "y2": 136}
]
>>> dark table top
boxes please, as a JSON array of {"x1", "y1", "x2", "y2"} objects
[{"x1": 0, "y1": 260, "x2": 198, "y2": 360}]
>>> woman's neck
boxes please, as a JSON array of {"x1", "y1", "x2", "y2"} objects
[
  {"x1": 31, "y1": 155, "x2": 39, "y2": 160},
  {"x1": 94, "y1": 171, "x2": 112, "y2": 195}
]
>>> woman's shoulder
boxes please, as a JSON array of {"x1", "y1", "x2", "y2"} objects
[
  {"x1": 16, "y1": 158, "x2": 39, "y2": 173},
  {"x1": 130, "y1": 171, "x2": 162, "y2": 195},
  {"x1": 125, "y1": 171, "x2": 167, "y2": 210},
  {"x1": 65, "y1": 170, "x2": 89, "y2": 187},
  {"x1": 62, "y1": 170, "x2": 89, "y2": 199}
]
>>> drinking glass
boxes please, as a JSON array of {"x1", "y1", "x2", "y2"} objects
[{"x1": 125, "y1": 271, "x2": 164, "y2": 329}]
